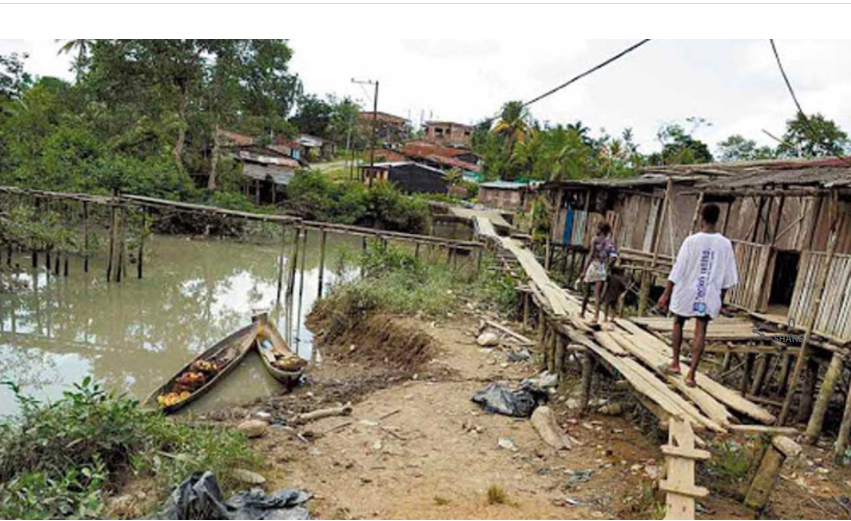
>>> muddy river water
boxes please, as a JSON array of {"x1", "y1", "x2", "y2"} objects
[{"x1": 0, "y1": 233, "x2": 362, "y2": 417}]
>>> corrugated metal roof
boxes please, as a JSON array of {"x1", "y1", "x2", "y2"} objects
[
  {"x1": 361, "y1": 161, "x2": 447, "y2": 176},
  {"x1": 233, "y1": 151, "x2": 301, "y2": 169},
  {"x1": 480, "y1": 181, "x2": 531, "y2": 190},
  {"x1": 242, "y1": 163, "x2": 296, "y2": 186}
]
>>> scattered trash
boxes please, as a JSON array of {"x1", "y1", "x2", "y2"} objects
[
  {"x1": 506, "y1": 348, "x2": 531, "y2": 363},
  {"x1": 565, "y1": 498, "x2": 579, "y2": 506},
  {"x1": 564, "y1": 469, "x2": 594, "y2": 489},
  {"x1": 471, "y1": 381, "x2": 547, "y2": 417},
  {"x1": 522, "y1": 371, "x2": 558, "y2": 390},
  {"x1": 498, "y1": 438, "x2": 518, "y2": 451},
  {"x1": 155, "y1": 471, "x2": 311, "y2": 520},
  {"x1": 476, "y1": 331, "x2": 500, "y2": 347}
]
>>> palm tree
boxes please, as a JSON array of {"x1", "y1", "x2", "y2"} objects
[
  {"x1": 56, "y1": 39, "x2": 94, "y2": 82},
  {"x1": 445, "y1": 167, "x2": 463, "y2": 195},
  {"x1": 492, "y1": 101, "x2": 533, "y2": 162}
]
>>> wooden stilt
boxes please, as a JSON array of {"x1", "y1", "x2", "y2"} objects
[
  {"x1": 117, "y1": 205, "x2": 128, "y2": 283},
  {"x1": 796, "y1": 359, "x2": 818, "y2": 424},
  {"x1": 750, "y1": 355, "x2": 770, "y2": 396},
  {"x1": 317, "y1": 229, "x2": 328, "y2": 298},
  {"x1": 522, "y1": 292, "x2": 530, "y2": 331},
  {"x1": 106, "y1": 204, "x2": 116, "y2": 282},
  {"x1": 579, "y1": 354, "x2": 596, "y2": 413},
  {"x1": 776, "y1": 354, "x2": 793, "y2": 398},
  {"x1": 804, "y1": 352, "x2": 844, "y2": 445},
  {"x1": 744, "y1": 436, "x2": 801, "y2": 511},
  {"x1": 835, "y1": 380, "x2": 851, "y2": 459},
  {"x1": 286, "y1": 227, "x2": 301, "y2": 296},
  {"x1": 554, "y1": 333, "x2": 566, "y2": 385},
  {"x1": 741, "y1": 353, "x2": 755, "y2": 397},
  {"x1": 137, "y1": 210, "x2": 146, "y2": 279},
  {"x1": 276, "y1": 224, "x2": 288, "y2": 305},
  {"x1": 82, "y1": 201, "x2": 90, "y2": 273}
]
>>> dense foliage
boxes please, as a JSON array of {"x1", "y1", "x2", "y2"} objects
[
  {"x1": 286, "y1": 170, "x2": 429, "y2": 233},
  {"x1": 0, "y1": 378, "x2": 258, "y2": 519}
]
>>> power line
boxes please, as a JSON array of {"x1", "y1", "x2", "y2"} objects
[
  {"x1": 768, "y1": 39, "x2": 851, "y2": 166},
  {"x1": 522, "y1": 39, "x2": 652, "y2": 108}
]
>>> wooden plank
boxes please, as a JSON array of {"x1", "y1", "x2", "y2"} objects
[
  {"x1": 615, "y1": 318, "x2": 776, "y2": 424},
  {"x1": 661, "y1": 445, "x2": 711, "y2": 460},
  {"x1": 607, "y1": 331, "x2": 733, "y2": 428}
]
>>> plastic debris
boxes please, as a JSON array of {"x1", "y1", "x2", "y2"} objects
[
  {"x1": 471, "y1": 381, "x2": 547, "y2": 417},
  {"x1": 155, "y1": 471, "x2": 311, "y2": 520}
]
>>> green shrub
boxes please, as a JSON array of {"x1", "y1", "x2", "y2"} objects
[{"x1": 0, "y1": 378, "x2": 259, "y2": 519}]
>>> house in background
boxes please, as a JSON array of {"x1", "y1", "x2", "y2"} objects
[
  {"x1": 358, "y1": 111, "x2": 410, "y2": 145},
  {"x1": 359, "y1": 161, "x2": 448, "y2": 194},
  {"x1": 478, "y1": 181, "x2": 535, "y2": 211},
  {"x1": 232, "y1": 150, "x2": 300, "y2": 205},
  {"x1": 294, "y1": 134, "x2": 336, "y2": 161},
  {"x1": 423, "y1": 121, "x2": 474, "y2": 148}
]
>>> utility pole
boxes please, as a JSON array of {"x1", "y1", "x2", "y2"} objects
[{"x1": 352, "y1": 78, "x2": 379, "y2": 187}]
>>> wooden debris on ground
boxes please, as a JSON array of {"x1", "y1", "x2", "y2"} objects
[
  {"x1": 744, "y1": 435, "x2": 802, "y2": 511},
  {"x1": 295, "y1": 402, "x2": 353, "y2": 424}
]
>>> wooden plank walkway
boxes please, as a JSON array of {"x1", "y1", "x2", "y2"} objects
[{"x1": 474, "y1": 216, "x2": 776, "y2": 429}]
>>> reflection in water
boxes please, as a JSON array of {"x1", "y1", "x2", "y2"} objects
[{"x1": 0, "y1": 232, "x2": 361, "y2": 417}]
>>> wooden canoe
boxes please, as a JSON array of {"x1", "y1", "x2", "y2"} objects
[
  {"x1": 142, "y1": 321, "x2": 260, "y2": 414},
  {"x1": 254, "y1": 314, "x2": 305, "y2": 389}
]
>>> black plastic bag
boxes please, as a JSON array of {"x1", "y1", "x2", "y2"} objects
[
  {"x1": 155, "y1": 471, "x2": 311, "y2": 520},
  {"x1": 471, "y1": 381, "x2": 546, "y2": 417}
]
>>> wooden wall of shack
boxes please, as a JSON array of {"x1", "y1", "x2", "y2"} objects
[{"x1": 544, "y1": 178, "x2": 851, "y2": 345}]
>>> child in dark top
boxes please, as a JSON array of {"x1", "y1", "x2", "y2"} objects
[{"x1": 579, "y1": 222, "x2": 618, "y2": 326}]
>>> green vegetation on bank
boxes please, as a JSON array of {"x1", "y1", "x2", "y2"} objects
[
  {"x1": 315, "y1": 242, "x2": 519, "y2": 325},
  {"x1": 286, "y1": 170, "x2": 429, "y2": 233},
  {"x1": 0, "y1": 378, "x2": 258, "y2": 519}
]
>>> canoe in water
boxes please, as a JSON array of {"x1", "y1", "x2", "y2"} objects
[
  {"x1": 254, "y1": 314, "x2": 306, "y2": 389},
  {"x1": 142, "y1": 321, "x2": 260, "y2": 414}
]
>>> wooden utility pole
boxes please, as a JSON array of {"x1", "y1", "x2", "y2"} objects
[{"x1": 352, "y1": 78, "x2": 379, "y2": 187}]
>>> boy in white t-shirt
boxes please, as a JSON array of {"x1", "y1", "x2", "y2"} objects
[{"x1": 656, "y1": 203, "x2": 739, "y2": 387}]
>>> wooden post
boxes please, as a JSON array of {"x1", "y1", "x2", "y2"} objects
[
  {"x1": 117, "y1": 205, "x2": 128, "y2": 282},
  {"x1": 744, "y1": 436, "x2": 801, "y2": 511},
  {"x1": 661, "y1": 419, "x2": 710, "y2": 520},
  {"x1": 276, "y1": 224, "x2": 288, "y2": 305},
  {"x1": 835, "y1": 379, "x2": 851, "y2": 459},
  {"x1": 639, "y1": 180, "x2": 672, "y2": 315},
  {"x1": 286, "y1": 227, "x2": 301, "y2": 297},
  {"x1": 137, "y1": 209, "x2": 146, "y2": 279},
  {"x1": 722, "y1": 201, "x2": 733, "y2": 235},
  {"x1": 741, "y1": 353, "x2": 755, "y2": 396},
  {"x1": 554, "y1": 333, "x2": 565, "y2": 385},
  {"x1": 796, "y1": 359, "x2": 818, "y2": 424},
  {"x1": 522, "y1": 292, "x2": 530, "y2": 331},
  {"x1": 749, "y1": 355, "x2": 770, "y2": 396},
  {"x1": 317, "y1": 229, "x2": 328, "y2": 298},
  {"x1": 689, "y1": 191, "x2": 705, "y2": 235},
  {"x1": 545, "y1": 189, "x2": 563, "y2": 271},
  {"x1": 779, "y1": 190, "x2": 841, "y2": 425},
  {"x1": 106, "y1": 203, "x2": 116, "y2": 282},
  {"x1": 775, "y1": 354, "x2": 793, "y2": 398},
  {"x1": 579, "y1": 353, "x2": 595, "y2": 413},
  {"x1": 804, "y1": 352, "x2": 844, "y2": 445},
  {"x1": 82, "y1": 201, "x2": 90, "y2": 273}
]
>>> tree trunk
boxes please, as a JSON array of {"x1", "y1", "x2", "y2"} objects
[
  {"x1": 208, "y1": 125, "x2": 221, "y2": 190},
  {"x1": 173, "y1": 86, "x2": 188, "y2": 173}
]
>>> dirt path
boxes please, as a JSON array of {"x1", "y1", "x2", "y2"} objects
[{"x1": 251, "y1": 315, "x2": 665, "y2": 519}]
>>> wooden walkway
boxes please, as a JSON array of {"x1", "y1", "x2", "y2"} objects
[{"x1": 474, "y1": 216, "x2": 776, "y2": 432}]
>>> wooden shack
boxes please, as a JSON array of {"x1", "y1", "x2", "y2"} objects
[{"x1": 358, "y1": 161, "x2": 448, "y2": 194}]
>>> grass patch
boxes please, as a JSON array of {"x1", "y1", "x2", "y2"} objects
[
  {"x1": 0, "y1": 378, "x2": 259, "y2": 519},
  {"x1": 486, "y1": 485, "x2": 509, "y2": 505},
  {"x1": 433, "y1": 496, "x2": 451, "y2": 506},
  {"x1": 318, "y1": 243, "x2": 519, "y2": 324}
]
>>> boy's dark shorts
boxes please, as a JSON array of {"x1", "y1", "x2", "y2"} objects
[{"x1": 675, "y1": 314, "x2": 712, "y2": 326}]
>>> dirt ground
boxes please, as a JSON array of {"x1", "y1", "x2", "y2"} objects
[{"x1": 218, "y1": 310, "x2": 851, "y2": 520}]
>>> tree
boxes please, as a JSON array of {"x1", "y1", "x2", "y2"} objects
[
  {"x1": 716, "y1": 134, "x2": 776, "y2": 162},
  {"x1": 493, "y1": 101, "x2": 533, "y2": 158},
  {"x1": 56, "y1": 39, "x2": 94, "y2": 82},
  {"x1": 0, "y1": 53, "x2": 32, "y2": 101},
  {"x1": 777, "y1": 112, "x2": 849, "y2": 158},
  {"x1": 290, "y1": 94, "x2": 334, "y2": 138},
  {"x1": 649, "y1": 119, "x2": 713, "y2": 165}
]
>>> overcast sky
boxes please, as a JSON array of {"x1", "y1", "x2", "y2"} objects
[{"x1": 3, "y1": 39, "x2": 851, "y2": 154}]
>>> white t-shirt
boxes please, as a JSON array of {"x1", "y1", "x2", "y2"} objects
[{"x1": 668, "y1": 232, "x2": 739, "y2": 318}]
